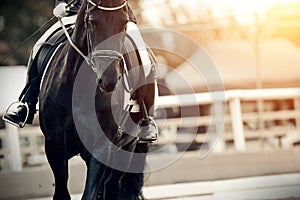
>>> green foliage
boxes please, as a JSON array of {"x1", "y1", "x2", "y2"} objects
[
  {"x1": 0, "y1": 0, "x2": 141, "y2": 66},
  {"x1": 0, "y1": 0, "x2": 53, "y2": 66}
]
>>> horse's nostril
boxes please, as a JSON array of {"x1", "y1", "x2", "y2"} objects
[{"x1": 97, "y1": 79, "x2": 102, "y2": 85}]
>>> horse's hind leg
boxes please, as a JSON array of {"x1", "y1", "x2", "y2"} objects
[{"x1": 45, "y1": 139, "x2": 71, "y2": 200}]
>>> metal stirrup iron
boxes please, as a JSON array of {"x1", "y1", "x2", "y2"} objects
[{"x1": 2, "y1": 102, "x2": 30, "y2": 128}]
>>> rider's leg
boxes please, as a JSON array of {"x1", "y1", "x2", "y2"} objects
[
  {"x1": 136, "y1": 80, "x2": 158, "y2": 143},
  {"x1": 3, "y1": 55, "x2": 40, "y2": 127},
  {"x1": 120, "y1": 82, "x2": 158, "y2": 143},
  {"x1": 3, "y1": 14, "x2": 78, "y2": 128},
  {"x1": 125, "y1": 22, "x2": 158, "y2": 142},
  {"x1": 137, "y1": 101, "x2": 158, "y2": 143}
]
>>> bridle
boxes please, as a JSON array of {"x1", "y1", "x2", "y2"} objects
[
  {"x1": 87, "y1": 0, "x2": 127, "y2": 11},
  {"x1": 85, "y1": 0, "x2": 127, "y2": 73},
  {"x1": 58, "y1": 0, "x2": 129, "y2": 75}
]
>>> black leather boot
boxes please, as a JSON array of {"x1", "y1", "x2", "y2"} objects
[
  {"x1": 116, "y1": 116, "x2": 158, "y2": 147},
  {"x1": 137, "y1": 118, "x2": 158, "y2": 143},
  {"x1": 3, "y1": 102, "x2": 36, "y2": 128}
]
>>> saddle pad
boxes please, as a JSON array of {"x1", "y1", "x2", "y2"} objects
[
  {"x1": 37, "y1": 25, "x2": 74, "y2": 76},
  {"x1": 126, "y1": 22, "x2": 152, "y2": 77},
  {"x1": 32, "y1": 15, "x2": 77, "y2": 58}
]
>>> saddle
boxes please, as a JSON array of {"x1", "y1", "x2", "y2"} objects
[{"x1": 36, "y1": 25, "x2": 74, "y2": 76}]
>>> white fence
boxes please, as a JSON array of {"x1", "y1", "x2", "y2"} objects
[
  {"x1": 0, "y1": 87, "x2": 300, "y2": 171},
  {"x1": 155, "y1": 87, "x2": 300, "y2": 151}
]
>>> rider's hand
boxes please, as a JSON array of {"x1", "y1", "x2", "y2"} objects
[{"x1": 53, "y1": 2, "x2": 67, "y2": 18}]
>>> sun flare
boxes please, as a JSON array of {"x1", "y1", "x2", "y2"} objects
[{"x1": 140, "y1": 0, "x2": 300, "y2": 26}]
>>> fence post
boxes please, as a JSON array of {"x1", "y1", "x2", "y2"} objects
[
  {"x1": 6, "y1": 123, "x2": 22, "y2": 171},
  {"x1": 294, "y1": 98, "x2": 300, "y2": 130},
  {"x1": 229, "y1": 97, "x2": 246, "y2": 151},
  {"x1": 211, "y1": 100, "x2": 226, "y2": 152}
]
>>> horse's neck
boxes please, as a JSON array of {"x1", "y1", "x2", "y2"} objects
[
  {"x1": 67, "y1": 0, "x2": 88, "y2": 63},
  {"x1": 65, "y1": 13, "x2": 88, "y2": 74}
]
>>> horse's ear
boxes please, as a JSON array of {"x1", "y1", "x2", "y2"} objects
[{"x1": 127, "y1": 4, "x2": 137, "y2": 24}]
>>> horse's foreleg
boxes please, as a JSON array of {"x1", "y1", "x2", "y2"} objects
[
  {"x1": 119, "y1": 172, "x2": 145, "y2": 200},
  {"x1": 82, "y1": 155, "x2": 105, "y2": 200},
  {"x1": 45, "y1": 139, "x2": 70, "y2": 200},
  {"x1": 118, "y1": 145, "x2": 148, "y2": 200}
]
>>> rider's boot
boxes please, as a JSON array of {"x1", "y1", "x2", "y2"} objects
[
  {"x1": 3, "y1": 55, "x2": 39, "y2": 128},
  {"x1": 137, "y1": 117, "x2": 158, "y2": 143},
  {"x1": 137, "y1": 99, "x2": 158, "y2": 143},
  {"x1": 117, "y1": 109, "x2": 158, "y2": 146},
  {"x1": 3, "y1": 83, "x2": 38, "y2": 128},
  {"x1": 3, "y1": 100, "x2": 37, "y2": 128}
]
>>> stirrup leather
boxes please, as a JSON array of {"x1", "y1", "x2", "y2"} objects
[{"x1": 2, "y1": 102, "x2": 30, "y2": 128}]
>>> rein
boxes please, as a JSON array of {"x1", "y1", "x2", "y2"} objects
[{"x1": 58, "y1": 17, "x2": 91, "y2": 65}]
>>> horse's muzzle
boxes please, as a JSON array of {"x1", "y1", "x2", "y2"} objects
[{"x1": 92, "y1": 51, "x2": 123, "y2": 93}]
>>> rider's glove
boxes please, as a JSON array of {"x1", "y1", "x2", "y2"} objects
[{"x1": 53, "y1": 2, "x2": 67, "y2": 18}]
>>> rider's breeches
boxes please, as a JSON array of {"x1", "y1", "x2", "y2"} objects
[
  {"x1": 18, "y1": 15, "x2": 77, "y2": 104},
  {"x1": 19, "y1": 53, "x2": 39, "y2": 105}
]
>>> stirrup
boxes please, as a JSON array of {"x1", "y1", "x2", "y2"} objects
[
  {"x1": 137, "y1": 117, "x2": 158, "y2": 144},
  {"x1": 2, "y1": 102, "x2": 29, "y2": 128},
  {"x1": 113, "y1": 126, "x2": 138, "y2": 149}
]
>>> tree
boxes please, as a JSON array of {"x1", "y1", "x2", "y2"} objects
[
  {"x1": 0, "y1": 0, "x2": 148, "y2": 66},
  {"x1": 0, "y1": 0, "x2": 53, "y2": 66}
]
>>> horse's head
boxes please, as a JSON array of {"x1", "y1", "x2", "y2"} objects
[{"x1": 85, "y1": 0, "x2": 128, "y2": 92}]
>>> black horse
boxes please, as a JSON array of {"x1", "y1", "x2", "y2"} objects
[{"x1": 39, "y1": 0, "x2": 156, "y2": 199}]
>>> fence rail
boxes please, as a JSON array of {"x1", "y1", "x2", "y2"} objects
[{"x1": 155, "y1": 87, "x2": 300, "y2": 152}]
